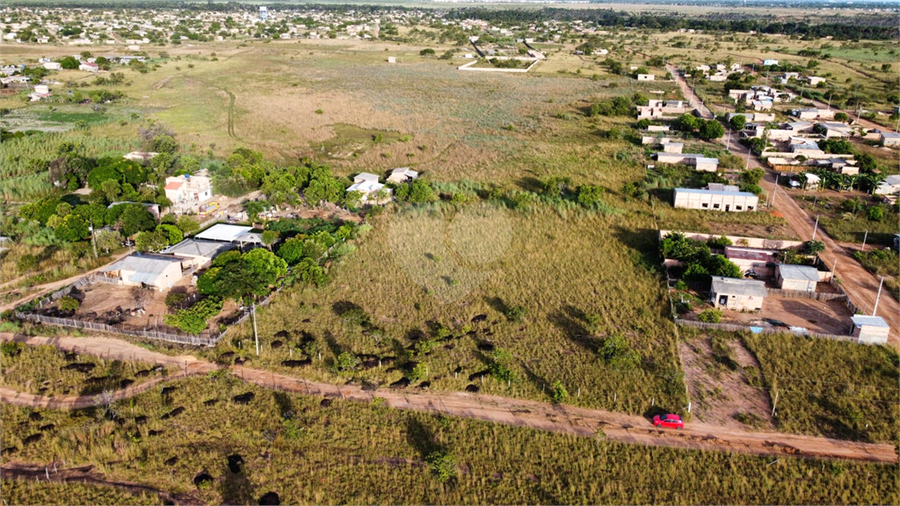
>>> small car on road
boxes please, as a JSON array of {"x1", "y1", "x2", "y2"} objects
[{"x1": 653, "y1": 414, "x2": 684, "y2": 429}]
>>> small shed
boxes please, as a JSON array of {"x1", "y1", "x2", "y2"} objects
[
  {"x1": 636, "y1": 74, "x2": 654, "y2": 81},
  {"x1": 195, "y1": 224, "x2": 261, "y2": 246},
  {"x1": 710, "y1": 276, "x2": 767, "y2": 312},
  {"x1": 776, "y1": 264, "x2": 819, "y2": 292},
  {"x1": 387, "y1": 167, "x2": 419, "y2": 184},
  {"x1": 850, "y1": 315, "x2": 890, "y2": 345}
]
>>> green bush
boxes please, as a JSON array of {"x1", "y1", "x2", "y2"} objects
[
  {"x1": 0, "y1": 341, "x2": 23, "y2": 357},
  {"x1": 551, "y1": 380, "x2": 569, "y2": 404},
  {"x1": 163, "y1": 297, "x2": 223, "y2": 334},
  {"x1": 164, "y1": 292, "x2": 187, "y2": 308},
  {"x1": 697, "y1": 309, "x2": 723, "y2": 323},
  {"x1": 57, "y1": 296, "x2": 80, "y2": 312},
  {"x1": 425, "y1": 451, "x2": 456, "y2": 482},
  {"x1": 504, "y1": 305, "x2": 527, "y2": 322}
]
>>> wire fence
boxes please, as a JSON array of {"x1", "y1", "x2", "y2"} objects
[
  {"x1": 765, "y1": 288, "x2": 847, "y2": 301},
  {"x1": 675, "y1": 319, "x2": 856, "y2": 342},
  {"x1": 15, "y1": 312, "x2": 220, "y2": 347}
]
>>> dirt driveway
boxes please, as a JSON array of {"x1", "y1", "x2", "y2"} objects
[{"x1": 2, "y1": 333, "x2": 896, "y2": 464}]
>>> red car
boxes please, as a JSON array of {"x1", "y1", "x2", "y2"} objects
[{"x1": 653, "y1": 414, "x2": 684, "y2": 429}]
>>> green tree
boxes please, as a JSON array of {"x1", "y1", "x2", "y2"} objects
[
  {"x1": 54, "y1": 214, "x2": 89, "y2": 242},
  {"x1": 276, "y1": 236, "x2": 306, "y2": 265},
  {"x1": 94, "y1": 229, "x2": 123, "y2": 253},
  {"x1": 802, "y1": 240, "x2": 826, "y2": 255},
  {"x1": 176, "y1": 215, "x2": 199, "y2": 235},
  {"x1": 576, "y1": 185, "x2": 605, "y2": 208},
  {"x1": 155, "y1": 224, "x2": 183, "y2": 245},
  {"x1": 118, "y1": 205, "x2": 156, "y2": 237},
  {"x1": 261, "y1": 229, "x2": 280, "y2": 249},
  {"x1": 729, "y1": 115, "x2": 747, "y2": 131},
  {"x1": 419, "y1": 48, "x2": 435, "y2": 56},
  {"x1": 699, "y1": 119, "x2": 725, "y2": 140},
  {"x1": 58, "y1": 295, "x2": 80, "y2": 312},
  {"x1": 740, "y1": 168, "x2": 765, "y2": 186},
  {"x1": 332, "y1": 351, "x2": 359, "y2": 372},
  {"x1": 867, "y1": 206, "x2": 884, "y2": 222},
  {"x1": 407, "y1": 179, "x2": 436, "y2": 204},
  {"x1": 150, "y1": 134, "x2": 178, "y2": 154},
  {"x1": 135, "y1": 229, "x2": 169, "y2": 252},
  {"x1": 58, "y1": 56, "x2": 79, "y2": 69}
]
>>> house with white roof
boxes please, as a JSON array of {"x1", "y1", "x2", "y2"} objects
[
  {"x1": 874, "y1": 174, "x2": 900, "y2": 195},
  {"x1": 347, "y1": 172, "x2": 391, "y2": 204},
  {"x1": 160, "y1": 239, "x2": 236, "y2": 269},
  {"x1": 387, "y1": 167, "x2": 419, "y2": 184},
  {"x1": 879, "y1": 131, "x2": 900, "y2": 148},
  {"x1": 195, "y1": 224, "x2": 261, "y2": 246}
]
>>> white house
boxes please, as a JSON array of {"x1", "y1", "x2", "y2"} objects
[
  {"x1": 710, "y1": 276, "x2": 767, "y2": 312},
  {"x1": 673, "y1": 186, "x2": 759, "y2": 212},
  {"x1": 387, "y1": 167, "x2": 419, "y2": 184},
  {"x1": 164, "y1": 175, "x2": 213, "y2": 209},
  {"x1": 806, "y1": 76, "x2": 826, "y2": 86},
  {"x1": 879, "y1": 132, "x2": 900, "y2": 148},
  {"x1": 636, "y1": 74, "x2": 654, "y2": 81},
  {"x1": 347, "y1": 172, "x2": 391, "y2": 204},
  {"x1": 42, "y1": 61, "x2": 61, "y2": 70},
  {"x1": 655, "y1": 153, "x2": 717, "y2": 172},
  {"x1": 762, "y1": 59, "x2": 779, "y2": 66},
  {"x1": 195, "y1": 224, "x2": 262, "y2": 246},
  {"x1": 850, "y1": 315, "x2": 890, "y2": 345},
  {"x1": 123, "y1": 152, "x2": 158, "y2": 163},
  {"x1": 78, "y1": 62, "x2": 99, "y2": 72},
  {"x1": 99, "y1": 253, "x2": 185, "y2": 291},
  {"x1": 874, "y1": 175, "x2": 900, "y2": 195},
  {"x1": 775, "y1": 264, "x2": 819, "y2": 292}
]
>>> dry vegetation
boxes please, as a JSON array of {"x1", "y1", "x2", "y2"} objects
[{"x1": 1, "y1": 374, "x2": 897, "y2": 505}]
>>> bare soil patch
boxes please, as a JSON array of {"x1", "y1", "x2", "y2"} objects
[
  {"x1": 726, "y1": 296, "x2": 854, "y2": 335},
  {"x1": 679, "y1": 336, "x2": 774, "y2": 430}
]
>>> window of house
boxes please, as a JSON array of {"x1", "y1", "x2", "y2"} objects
[
  {"x1": 701, "y1": 203, "x2": 709, "y2": 208},
  {"x1": 713, "y1": 203, "x2": 720, "y2": 209},
  {"x1": 735, "y1": 205, "x2": 742, "y2": 210}
]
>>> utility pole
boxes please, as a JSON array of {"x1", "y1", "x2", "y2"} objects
[
  {"x1": 873, "y1": 276, "x2": 885, "y2": 316},
  {"x1": 89, "y1": 219, "x2": 98, "y2": 258},
  {"x1": 811, "y1": 215, "x2": 819, "y2": 241},
  {"x1": 769, "y1": 174, "x2": 779, "y2": 207},
  {"x1": 862, "y1": 229, "x2": 868, "y2": 250},
  {"x1": 252, "y1": 300, "x2": 259, "y2": 356}
]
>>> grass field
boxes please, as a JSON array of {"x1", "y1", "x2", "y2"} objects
[
  {"x1": 0, "y1": 343, "x2": 169, "y2": 397},
  {"x1": 0, "y1": 479, "x2": 162, "y2": 506},
  {"x1": 1, "y1": 373, "x2": 897, "y2": 505},
  {"x1": 740, "y1": 332, "x2": 900, "y2": 444},
  {"x1": 794, "y1": 193, "x2": 898, "y2": 246}
]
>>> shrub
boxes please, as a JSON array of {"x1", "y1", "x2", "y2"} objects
[
  {"x1": 164, "y1": 292, "x2": 187, "y2": 308},
  {"x1": 504, "y1": 305, "x2": 527, "y2": 322},
  {"x1": 802, "y1": 240, "x2": 826, "y2": 255},
  {"x1": 551, "y1": 380, "x2": 569, "y2": 403},
  {"x1": 425, "y1": 451, "x2": 456, "y2": 482},
  {"x1": 332, "y1": 352, "x2": 359, "y2": 372},
  {"x1": 57, "y1": 296, "x2": 80, "y2": 312},
  {"x1": 0, "y1": 341, "x2": 23, "y2": 357},
  {"x1": 163, "y1": 297, "x2": 223, "y2": 334},
  {"x1": 697, "y1": 309, "x2": 723, "y2": 323}
]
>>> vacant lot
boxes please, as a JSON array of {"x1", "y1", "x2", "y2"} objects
[
  {"x1": 2, "y1": 374, "x2": 897, "y2": 505},
  {"x1": 679, "y1": 333, "x2": 774, "y2": 430},
  {"x1": 741, "y1": 332, "x2": 899, "y2": 443}
]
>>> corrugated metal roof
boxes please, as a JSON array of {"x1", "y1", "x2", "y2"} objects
[
  {"x1": 161, "y1": 239, "x2": 235, "y2": 259},
  {"x1": 101, "y1": 253, "x2": 182, "y2": 285},
  {"x1": 777, "y1": 264, "x2": 819, "y2": 282},
  {"x1": 851, "y1": 315, "x2": 889, "y2": 328},
  {"x1": 195, "y1": 224, "x2": 254, "y2": 242},
  {"x1": 710, "y1": 276, "x2": 768, "y2": 298}
]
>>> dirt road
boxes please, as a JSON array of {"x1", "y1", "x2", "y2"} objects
[
  {"x1": 674, "y1": 72, "x2": 899, "y2": 345},
  {"x1": 2, "y1": 333, "x2": 896, "y2": 464}
]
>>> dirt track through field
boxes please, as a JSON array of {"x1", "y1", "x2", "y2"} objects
[
  {"x1": 1, "y1": 462, "x2": 204, "y2": 505},
  {"x1": 671, "y1": 67, "x2": 899, "y2": 345},
  {"x1": 2, "y1": 333, "x2": 896, "y2": 464}
]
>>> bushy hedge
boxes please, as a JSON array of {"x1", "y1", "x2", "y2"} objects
[{"x1": 163, "y1": 297, "x2": 223, "y2": 334}]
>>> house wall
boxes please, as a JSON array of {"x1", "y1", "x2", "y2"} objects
[
  {"x1": 777, "y1": 274, "x2": 816, "y2": 292},
  {"x1": 853, "y1": 326, "x2": 890, "y2": 345},
  {"x1": 694, "y1": 161, "x2": 718, "y2": 172},
  {"x1": 711, "y1": 291, "x2": 763, "y2": 312},
  {"x1": 659, "y1": 230, "x2": 804, "y2": 250},
  {"x1": 673, "y1": 192, "x2": 759, "y2": 212},
  {"x1": 121, "y1": 262, "x2": 183, "y2": 291}
]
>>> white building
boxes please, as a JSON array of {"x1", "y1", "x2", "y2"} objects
[
  {"x1": 347, "y1": 173, "x2": 391, "y2": 204},
  {"x1": 636, "y1": 74, "x2": 654, "y2": 81},
  {"x1": 850, "y1": 315, "x2": 890, "y2": 345},
  {"x1": 710, "y1": 276, "x2": 767, "y2": 312},
  {"x1": 775, "y1": 264, "x2": 819, "y2": 292},
  {"x1": 387, "y1": 167, "x2": 419, "y2": 184},
  {"x1": 673, "y1": 186, "x2": 759, "y2": 212},
  {"x1": 99, "y1": 253, "x2": 184, "y2": 291},
  {"x1": 164, "y1": 175, "x2": 213, "y2": 209}
]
